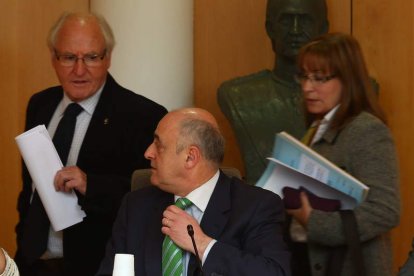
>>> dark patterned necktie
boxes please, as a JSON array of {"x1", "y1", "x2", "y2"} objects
[
  {"x1": 20, "y1": 103, "x2": 83, "y2": 263},
  {"x1": 52, "y1": 103, "x2": 84, "y2": 165},
  {"x1": 162, "y1": 198, "x2": 193, "y2": 276}
]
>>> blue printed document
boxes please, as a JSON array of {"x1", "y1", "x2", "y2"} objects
[{"x1": 256, "y1": 132, "x2": 369, "y2": 209}]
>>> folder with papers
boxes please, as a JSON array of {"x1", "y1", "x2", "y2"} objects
[{"x1": 256, "y1": 131, "x2": 369, "y2": 209}]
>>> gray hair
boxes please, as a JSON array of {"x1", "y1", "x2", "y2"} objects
[
  {"x1": 176, "y1": 118, "x2": 225, "y2": 165},
  {"x1": 47, "y1": 12, "x2": 115, "y2": 53}
]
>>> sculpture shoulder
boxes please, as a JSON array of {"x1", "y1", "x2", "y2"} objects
[
  {"x1": 217, "y1": 69, "x2": 300, "y2": 102},
  {"x1": 218, "y1": 70, "x2": 275, "y2": 94}
]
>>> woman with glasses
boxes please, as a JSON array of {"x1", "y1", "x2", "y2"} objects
[{"x1": 286, "y1": 33, "x2": 400, "y2": 275}]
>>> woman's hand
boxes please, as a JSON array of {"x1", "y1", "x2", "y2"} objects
[{"x1": 286, "y1": 191, "x2": 313, "y2": 227}]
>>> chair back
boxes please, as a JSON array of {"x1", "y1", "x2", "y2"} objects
[{"x1": 131, "y1": 166, "x2": 242, "y2": 191}]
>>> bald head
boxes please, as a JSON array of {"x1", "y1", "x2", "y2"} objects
[
  {"x1": 166, "y1": 108, "x2": 225, "y2": 165},
  {"x1": 168, "y1": 108, "x2": 219, "y2": 128}
]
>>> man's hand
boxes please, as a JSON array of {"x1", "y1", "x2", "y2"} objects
[
  {"x1": 286, "y1": 191, "x2": 313, "y2": 227},
  {"x1": 162, "y1": 205, "x2": 212, "y2": 259},
  {"x1": 54, "y1": 166, "x2": 87, "y2": 195}
]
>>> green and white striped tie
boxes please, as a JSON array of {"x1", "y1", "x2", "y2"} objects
[{"x1": 162, "y1": 198, "x2": 193, "y2": 276}]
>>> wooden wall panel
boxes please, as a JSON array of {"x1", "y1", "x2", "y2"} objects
[
  {"x1": 195, "y1": 0, "x2": 271, "y2": 175},
  {"x1": 0, "y1": 0, "x2": 89, "y2": 255},
  {"x1": 353, "y1": 0, "x2": 414, "y2": 271},
  {"x1": 0, "y1": 0, "x2": 19, "y2": 257},
  {"x1": 194, "y1": 0, "x2": 351, "y2": 176}
]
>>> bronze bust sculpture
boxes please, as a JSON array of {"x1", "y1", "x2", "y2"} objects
[{"x1": 217, "y1": 0, "x2": 329, "y2": 184}]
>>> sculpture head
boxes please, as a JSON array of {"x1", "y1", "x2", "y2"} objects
[{"x1": 265, "y1": 0, "x2": 329, "y2": 63}]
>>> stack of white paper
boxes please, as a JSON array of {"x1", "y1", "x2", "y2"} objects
[{"x1": 15, "y1": 125, "x2": 86, "y2": 231}]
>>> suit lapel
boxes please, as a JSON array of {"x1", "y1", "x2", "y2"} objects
[
  {"x1": 188, "y1": 172, "x2": 232, "y2": 275},
  {"x1": 77, "y1": 75, "x2": 116, "y2": 164},
  {"x1": 77, "y1": 74, "x2": 119, "y2": 168},
  {"x1": 200, "y1": 172, "x2": 232, "y2": 237},
  {"x1": 145, "y1": 192, "x2": 174, "y2": 276},
  {"x1": 33, "y1": 89, "x2": 63, "y2": 128}
]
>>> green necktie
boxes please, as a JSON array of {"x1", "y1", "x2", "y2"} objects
[{"x1": 162, "y1": 198, "x2": 193, "y2": 276}]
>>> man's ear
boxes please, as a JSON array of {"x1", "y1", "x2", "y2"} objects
[{"x1": 184, "y1": 146, "x2": 200, "y2": 168}]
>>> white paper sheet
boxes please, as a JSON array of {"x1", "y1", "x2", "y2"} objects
[{"x1": 15, "y1": 125, "x2": 86, "y2": 231}]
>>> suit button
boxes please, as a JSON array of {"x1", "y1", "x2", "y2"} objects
[{"x1": 314, "y1": 263, "x2": 323, "y2": 271}]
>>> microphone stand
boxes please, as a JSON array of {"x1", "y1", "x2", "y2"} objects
[{"x1": 187, "y1": 224, "x2": 205, "y2": 276}]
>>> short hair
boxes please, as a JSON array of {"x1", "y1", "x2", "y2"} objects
[
  {"x1": 47, "y1": 12, "x2": 115, "y2": 53},
  {"x1": 297, "y1": 32, "x2": 386, "y2": 128},
  {"x1": 176, "y1": 118, "x2": 225, "y2": 165}
]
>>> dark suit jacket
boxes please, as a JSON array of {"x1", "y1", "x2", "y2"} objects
[
  {"x1": 15, "y1": 74, "x2": 167, "y2": 276},
  {"x1": 97, "y1": 172, "x2": 290, "y2": 276}
]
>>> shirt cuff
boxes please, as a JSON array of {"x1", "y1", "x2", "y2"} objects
[{"x1": 201, "y1": 239, "x2": 217, "y2": 264}]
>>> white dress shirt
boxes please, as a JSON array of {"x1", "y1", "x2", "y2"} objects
[{"x1": 176, "y1": 170, "x2": 220, "y2": 276}]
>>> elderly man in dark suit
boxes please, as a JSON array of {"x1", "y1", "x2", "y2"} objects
[
  {"x1": 14, "y1": 12, "x2": 167, "y2": 276},
  {"x1": 98, "y1": 108, "x2": 290, "y2": 276}
]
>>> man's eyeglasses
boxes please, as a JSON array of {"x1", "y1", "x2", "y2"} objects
[
  {"x1": 54, "y1": 49, "x2": 107, "y2": 67},
  {"x1": 295, "y1": 73, "x2": 336, "y2": 87}
]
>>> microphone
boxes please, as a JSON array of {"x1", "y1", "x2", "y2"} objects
[{"x1": 187, "y1": 224, "x2": 204, "y2": 276}]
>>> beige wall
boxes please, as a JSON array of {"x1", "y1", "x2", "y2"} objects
[{"x1": 90, "y1": 0, "x2": 194, "y2": 110}]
